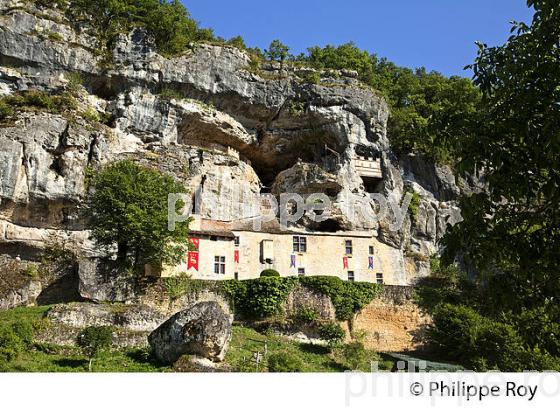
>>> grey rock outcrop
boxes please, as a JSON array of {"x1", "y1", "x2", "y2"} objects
[
  {"x1": 148, "y1": 302, "x2": 233, "y2": 364},
  {"x1": 47, "y1": 302, "x2": 167, "y2": 332},
  {"x1": 0, "y1": 278, "x2": 41, "y2": 310},
  {"x1": 0, "y1": 2, "x2": 476, "y2": 293}
]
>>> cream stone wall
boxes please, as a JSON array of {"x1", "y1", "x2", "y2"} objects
[
  {"x1": 162, "y1": 236, "x2": 236, "y2": 280},
  {"x1": 164, "y1": 227, "x2": 408, "y2": 285}
]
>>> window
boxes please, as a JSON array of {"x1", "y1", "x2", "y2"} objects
[
  {"x1": 345, "y1": 240, "x2": 353, "y2": 255},
  {"x1": 234, "y1": 272, "x2": 239, "y2": 281},
  {"x1": 369, "y1": 246, "x2": 374, "y2": 255},
  {"x1": 348, "y1": 271, "x2": 355, "y2": 282},
  {"x1": 293, "y1": 236, "x2": 307, "y2": 253},
  {"x1": 376, "y1": 273, "x2": 384, "y2": 284},
  {"x1": 214, "y1": 256, "x2": 226, "y2": 274},
  {"x1": 298, "y1": 268, "x2": 306, "y2": 276},
  {"x1": 234, "y1": 236, "x2": 240, "y2": 246}
]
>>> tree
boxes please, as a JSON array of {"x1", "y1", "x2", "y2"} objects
[
  {"x1": 77, "y1": 326, "x2": 114, "y2": 372},
  {"x1": 443, "y1": 0, "x2": 560, "y2": 313},
  {"x1": 265, "y1": 39, "x2": 290, "y2": 67},
  {"x1": 86, "y1": 160, "x2": 190, "y2": 270},
  {"x1": 422, "y1": 0, "x2": 560, "y2": 370}
]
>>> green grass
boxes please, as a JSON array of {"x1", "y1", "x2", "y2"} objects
[
  {"x1": 2, "y1": 346, "x2": 168, "y2": 372},
  {"x1": 1, "y1": 307, "x2": 393, "y2": 372},
  {"x1": 225, "y1": 325, "x2": 391, "y2": 372},
  {"x1": 0, "y1": 305, "x2": 51, "y2": 326},
  {"x1": 0, "y1": 306, "x2": 168, "y2": 372}
]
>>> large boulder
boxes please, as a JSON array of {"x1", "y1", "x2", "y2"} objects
[{"x1": 148, "y1": 302, "x2": 232, "y2": 364}]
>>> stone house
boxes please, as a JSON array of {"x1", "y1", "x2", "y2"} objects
[{"x1": 162, "y1": 216, "x2": 408, "y2": 285}]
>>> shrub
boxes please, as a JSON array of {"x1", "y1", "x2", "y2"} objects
[
  {"x1": 339, "y1": 340, "x2": 374, "y2": 371},
  {"x1": 77, "y1": 326, "x2": 114, "y2": 371},
  {"x1": 298, "y1": 71, "x2": 321, "y2": 85},
  {"x1": 82, "y1": 107, "x2": 101, "y2": 123},
  {"x1": 159, "y1": 87, "x2": 186, "y2": 101},
  {"x1": 11, "y1": 321, "x2": 34, "y2": 347},
  {"x1": 293, "y1": 307, "x2": 319, "y2": 324},
  {"x1": 24, "y1": 264, "x2": 40, "y2": 278},
  {"x1": 260, "y1": 269, "x2": 280, "y2": 278},
  {"x1": 162, "y1": 273, "x2": 206, "y2": 300},
  {"x1": 0, "y1": 99, "x2": 14, "y2": 120},
  {"x1": 222, "y1": 277, "x2": 297, "y2": 319},
  {"x1": 405, "y1": 189, "x2": 421, "y2": 218},
  {"x1": 300, "y1": 276, "x2": 382, "y2": 321},
  {"x1": 0, "y1": 319, "x2": 34, "y2": 364},
  {"x1": 66, "y1": 72, "x2": 85, "y2": 95},
  {"x1": 318, "y1": 321, "x2": 345, "y2": 347},
  {"x1": 427, "y1": 304, "x2": 554, "y2": 371},
  {"x1": 428, "y1": 304, "x2": 483, "y2": 364},
  {"x1": 0, "y1": 326, "x2": 24, "y2": 362},
  {"x1": 47, "y1": 31, "x2": 63, "y2": 42},
  {"x1": 267, "y1": 351, "x2": 304, "y2": 372},
  {"x1": 0, "y1": 90, "x2": 77, "y2": 116}
]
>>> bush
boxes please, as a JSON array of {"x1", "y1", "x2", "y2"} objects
[
  {"x1": 318, "y1": 321, "x2": 345, "y2": 346},
  {"x1": 222, "y1": 277, "x2": 297, "y2": 319},
  {"x1": 267, "y1": 351, "x2": 304, "y2": 372},
  {"x1": 24, "y1": 264, "x2": 40, "y2": 278},
  {"x1": 300, "y1": 276, "x2": 382, "y2": 321},
  {"x1": 0, "y1": 90, "x2": 77, "y2": 117},
  {"x1": 77, "y1": 326, "x2": 114, "y2": 371},
  {"x1": 0, "y1": 100, "x2": 14, "y2": 120},
  {"x1": 293, "y1": 307, "x2": 319, "y2": 324},
  {"x1": 11, "y1": 321, "x2": 34, "y2": 347},
  {"x1": 82, "y1": 107, "x2": 101, "y2": 123},
  {"x1": 0, "y1": 326, "x2": 24, "y2": 362},
  {"x1": 339, "y1": 340, "x2": 376, "y2": 371},
  {"x1": 260, "y1": 269, "x2": 280, "y2": 278},
  {"x1": 427, "y1": 304, "x2": 557, "y2": 371},
  {"x1": 298, "y1": 71, "x2": 321, "y2": 85}
]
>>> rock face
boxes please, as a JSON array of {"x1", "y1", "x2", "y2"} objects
[
  {"x1": 0, "y1": 1, "x2": 476, "y2": 296},
  {"x1": 148, "y1": 302, "x2": 233, "y2": 364},
  {"x1": 353, "y1": 285, "x2": 431, "y2": 352},
  {"x1": 47, "y1": 303, "x2": 167, "y2": 332}
]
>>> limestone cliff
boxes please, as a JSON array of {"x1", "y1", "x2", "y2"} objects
[{"x1": 0, "y1": 0, "x2": 465, "y2": 303}]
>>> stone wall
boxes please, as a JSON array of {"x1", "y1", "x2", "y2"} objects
[{"x1": 352, "y1": 285, "x2": 431, "y2": 352}]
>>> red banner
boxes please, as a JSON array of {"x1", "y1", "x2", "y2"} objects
[
  {"x1": 343, "y1": 256, "x2": 349, "y2": 269},
  {"x1": 189, "y1": 238, "x2": 200, "y2": 251},
  {"x1": 187, "y1": 251, "x2": 199, "y2": 271},
  {"x1": 234, "y1": 250, "x2": 239, "y2": 264}
]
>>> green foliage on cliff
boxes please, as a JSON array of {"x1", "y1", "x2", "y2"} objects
[
  {"x1": 298, "y1": 43, "x2": 481, "y2": 164},
  {"x1": 41, "y1": 0, "x2": 212, "y2": 56},
  {"x1": 299, "y1": 276, "x2": 382, "y2": 321},
  {"x1": 0, "y1": 90, "x2": 77, "y2": 121},
  {"x1": 85, "y1": 160, "x2": 190, "y2": 269}
]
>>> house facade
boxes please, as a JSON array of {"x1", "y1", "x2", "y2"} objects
[{"x1": 162, "y1": 216, "x2": 408, "y2": 285}]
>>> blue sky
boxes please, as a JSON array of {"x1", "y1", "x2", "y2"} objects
[{"x1": 183, "y1": 0, "x2": 534, "y2": 77}]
